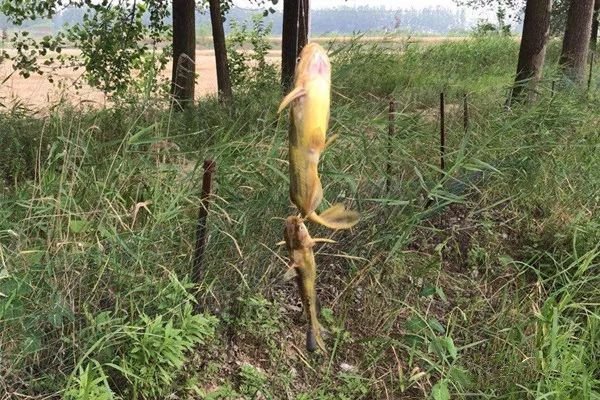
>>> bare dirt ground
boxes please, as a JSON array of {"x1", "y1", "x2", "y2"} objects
[
  {"x1": 0, "y1": 49, "x2": 281, "y2": 110},
  {"x1": 0, "y1": 36, "x2": 466, "y2": 110}
]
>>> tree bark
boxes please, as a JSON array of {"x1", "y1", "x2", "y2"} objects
[
  {"x1": 281, "y1": 0, "x2": 299, "y2": 91},
  {"x1": 171, "y1": 0, "x2": 196, "y2": 108},
  {"x1": 297, "y1": 0, "x2": 310, "y2": 55},
  {"x1": 511, "y1": 0, "x2": 552, "y2": 102},
  {"x1": 592, "y1": 0, "x2": 600, "y2": 51},
  {"x1": 559, "y1": 0, "x2": 595, "y2": 82},
  {"x1": 209, "y1": 0, "x2": 233, "y2": 103}
]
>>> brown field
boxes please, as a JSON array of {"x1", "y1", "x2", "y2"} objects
[
  {"x1": 0, "y1": 49, "x2": 281, "y2": 110},
  {"x1": 0, "y1": 36, "x2": 468, "y2": 110}
]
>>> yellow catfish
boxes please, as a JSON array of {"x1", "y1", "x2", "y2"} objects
[
  {"x1": 283, "y1": 215, "x2": 334, "y2": 352},
  {"x1": 278, "y1": 43, "x2": 359, "y2": 230}
]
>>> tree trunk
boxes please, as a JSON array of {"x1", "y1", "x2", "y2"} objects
[
  {"x1": 297, "y1": 0, "x2": 310, "y2": 55},
  {"x1": 592, "y1": 0, "x2": 600, "y2": 51},
  {"x1": 208, "y1": 0, "x2": 233, "y2": 103},
  {"x1": 559, "y1": 0, "x2": 595, "y2": 82},
  {"x1": 511, "y1": 0, "x2": 552, "y2": 102},
  {"x1": 281, "y1": 0, "x2": 299, "y2": 91},
  {"x1": 171, "y1": 0, "x2": 196, "y2": 108}
]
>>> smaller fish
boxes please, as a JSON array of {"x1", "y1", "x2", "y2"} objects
[{"x1": 283, "y1": 215, "x2": 334, "y2": 352}]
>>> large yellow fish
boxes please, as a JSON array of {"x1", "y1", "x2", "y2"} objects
[
  {"x1": 283, "y1": 215, "x2": 333, "y2": 352},
  {"x1": 278, "y1": 43, "x2": 359, "y2": 230}
]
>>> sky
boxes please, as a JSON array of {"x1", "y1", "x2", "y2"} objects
[
  {"x1": 235, "y1": 0, "x2": 460, "y2": 9},
  {"x1": 293, "y1": 0, "x2": 459, "y2": 9},
  {"x1": 235, "y1": 0, "x2": 500, "y2": 20}
]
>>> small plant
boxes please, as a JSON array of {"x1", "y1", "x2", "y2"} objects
[
  {"x1": 238, "y1": 363, "x2": 271, "y2": 399},
  {"x1": 226, "y1": 14, "x2": 277, "y2": 92},
  {"x1": 118, "y1": 304, "x2": 217, "y2": 399},
  {"x1": 472, "y1": 7, "x2": 511, "y2": 38},
  {"x1": 64, "y1": 363, "x2": 116, "y2": 400},
  {"x1": 233, "y1": 295, "x2": 281, "y2": 343}
]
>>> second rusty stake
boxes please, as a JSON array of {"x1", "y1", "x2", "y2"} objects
[
  {"x1": 193, "y1": 159, "x2": 216, "y2": 292},
  {"x1": 386, "y1": 100, "x2": 396, "y2": 193},
  {"x1": 439, "y1": 92, "x2": 446, "y2": 175}
]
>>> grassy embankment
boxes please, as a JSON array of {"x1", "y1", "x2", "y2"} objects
[{"x1": 1, "y1": 37, "x2": 599, "y2": 399}]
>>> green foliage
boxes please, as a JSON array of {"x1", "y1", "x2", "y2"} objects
[
  {"x1": 118, "y1": 304, "x2": 217, "y2": 398},
  {"x1": 454, "y1": 0, "x2": 574, "y2": 36},
  {"x1": 64, "y1": 363, "x2": 116, "y2": 400},
  {"x1": 226, "y1": 14, "x2": 277, "y2": 93},
  {"x1": 1, "y1": 37, "x2": 599, "y2": 400},
  {"x1": 471, "y1": 7, "x2": 512, "y2": 37},
  {"x1": 238, "y1": 363, "x2": 271, "y2": 398},
  {"x1": 232, "y1": 295, "x2": 282, "y2": 345},
  {"x1": 0, "y1": 0, "x2": 170, "y2": 99},
  {"x1": 332, "y1": 35, "x2": 519, "y2": 100},
  {"x1": 64, "y1": 4, "x2": 170, "y2": 96}
]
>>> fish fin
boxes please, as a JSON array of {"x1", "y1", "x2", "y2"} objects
[
  {"x1": 278, "y1": 87, "x2": 306, "y2": 113},
  {"x1": 312, "y1": 238, "x2": 336, "y2": 244},
  {"x1": 283, "y1": 266, "x2": 298, "y2": 281},
  {"x1": 307, "y1": 204, "x2": 360, "y2": 230},
  {"x1": 324, "y1": 134, "x2": 339, "y2": 151}
]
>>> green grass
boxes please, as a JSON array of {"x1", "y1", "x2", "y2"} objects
[{"x1": 1, "y1": 36, "x2": 599, "y2": 399}]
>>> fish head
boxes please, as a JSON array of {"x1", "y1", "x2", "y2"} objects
[
  {"x1": 284, "y1": 215, "x2": 311, "y2": 250},
  {"x1": 295, "y1": 43, "x2": 331, "y2": 83}
]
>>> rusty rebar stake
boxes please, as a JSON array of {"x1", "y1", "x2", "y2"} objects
[{"x1": 193, "y1": 159, "x2": 216, "y2": 290}]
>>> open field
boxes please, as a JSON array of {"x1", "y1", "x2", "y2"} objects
[
  {"x1": 1, "y1": 37, "x2": 599, "y2": 399},
  {"x1": 0, "y1": 49, "x2": 282, "y2": 109},
  {"x1": 0, "y1": 36, "x2": 474, "y2": 110}
]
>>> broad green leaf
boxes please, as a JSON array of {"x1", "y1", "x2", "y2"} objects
[
  {"x1": 419, "y1": 285, "x2": 436, "y2": 297},
  {"x1": 432, "y1": 380, "x2": 450, "y2": 400},
  {"x1": 19, "y1": 249, "x2": 44, "y2": 265},
  {"x1": 428, "y1": 318, "x2": 445, "y2": 334},
  {"x1": 69, "y1": 219, "x2": 89, "y2": 234},
  {"x1": 445, "y1": 337, "x2": 458, "y2": 359}
]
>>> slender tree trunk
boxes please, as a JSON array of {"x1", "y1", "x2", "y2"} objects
[
  {"x1": 297, "y1": 0, "x2": 310, "y2": 55},
  {"x1": 592, "y1": 0, "x2": 600, "y2": 51},
  {"x1": 171, "y1": 0, "x2": 196, "y2": 108},
  {"x1": 511, "y1": 0, "x2": 552, "y2": 102},
  {"x1": 282, "y1": 0, "x2": 299, "y2": 91},
  {"x1": 209, "y1": 0, "x2": 233, "y2": 103},
  {"x1": 559, "y1": 0, "x2": 595, "y2": 82}
]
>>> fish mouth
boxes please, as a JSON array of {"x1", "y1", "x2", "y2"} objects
[
  {"x1": 298, "y1": 43, "x2": 331, "y2": 78},
  {"x1": 308, "y1": 52, "x2": 330, "y2": 77}
]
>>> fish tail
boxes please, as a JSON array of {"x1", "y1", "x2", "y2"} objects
[
  {"x1": 306, "y1": 323, "x2": 326, "y2": 353},
  {"x1": 306, "y1": 298, "x2": 326, "y2": 353},
  {"x1": 307, "y1": 204, "x2": 359, "y2": 230}
]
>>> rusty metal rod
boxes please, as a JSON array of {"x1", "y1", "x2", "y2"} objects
[
  {"x1": 463, "y1": 92, "x2": 469, "y2": 133},
  {"x1": 386, "y1": 100, "x2": 396, "y2": 193},
  {"x1": 439, "y1": 92, "x2": 446, "y2": 174},
  {"x1": 193, "y1": 159, "x2": 216, "y2": 289},
  {"x1": 588, "y1": 52, "x2": 595, "y2": 92}
]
